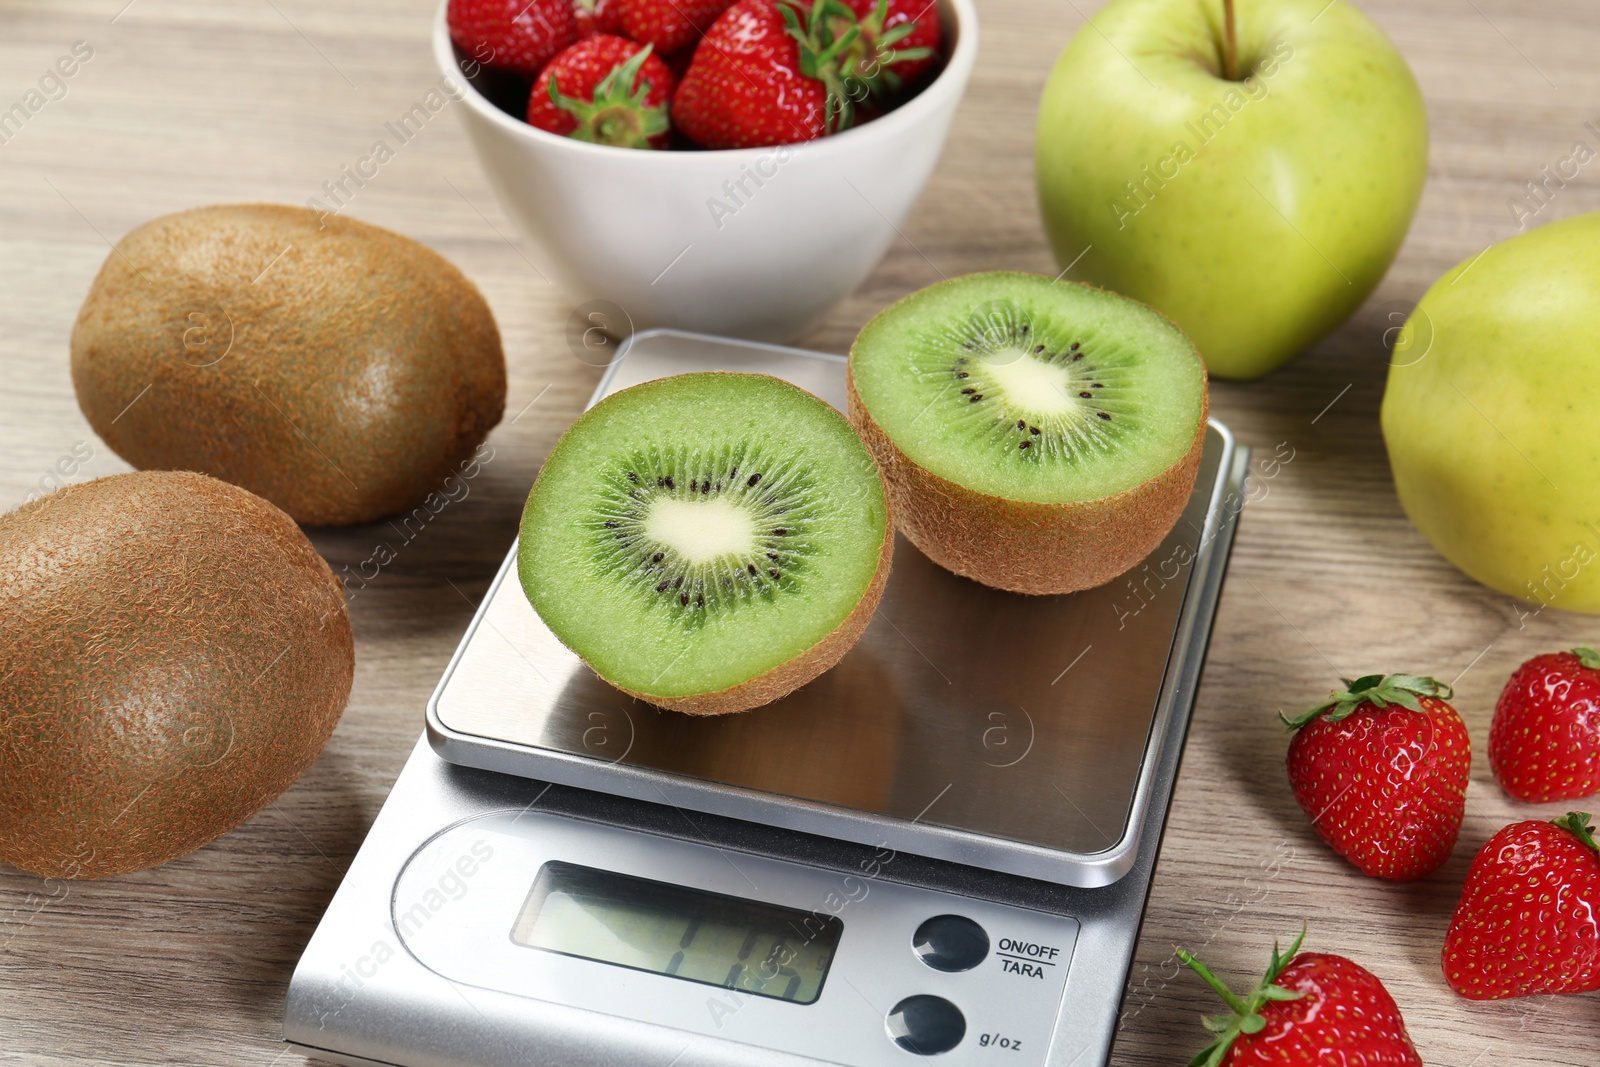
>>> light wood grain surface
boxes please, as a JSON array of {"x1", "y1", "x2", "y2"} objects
[{"x1": 3, "y1": 0, "x2": 1600, "y2": 1064}]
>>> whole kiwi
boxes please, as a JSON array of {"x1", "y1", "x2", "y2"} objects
[
  {"x1": 0, "y1": 471, "x2": 354, "y2": 879},
  {"x1": 70, "y1": 204, "x2": 506, "y2": 526}
]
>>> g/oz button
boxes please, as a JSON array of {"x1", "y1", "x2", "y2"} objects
[
  {"x1": 912, "y1": 914, "x2": 990, "y2": 972},
  {"x1": 886, "y1": 994, "x2": 966, "y2": 1055}
]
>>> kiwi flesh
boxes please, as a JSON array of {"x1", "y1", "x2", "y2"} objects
[
  {"x1": 0, "y1": 471, "x2": 353, "y2": 879},
  {"x1": 848, "y1": 272, "x2": 1208, "y2": 595},
  {"x1": 70, "y1": 204, "x2": 506, "y2": 526},
  {"x1": 519, "y1": 373, "x2": 892, "y2": 715}
]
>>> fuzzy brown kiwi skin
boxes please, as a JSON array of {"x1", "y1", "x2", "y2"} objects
[
  {"x1": 846, "y1": 368, "x2": 1207, "y2": 596},
  {"x1": 0, "y1": 471, "x2": 353, "y2": 879},
  {"x1": 69, "y1": 204, "x2": 506, "y2": 527},
  {"x1": 607, "y1": 513, "x2": 895, "y2": 716}
]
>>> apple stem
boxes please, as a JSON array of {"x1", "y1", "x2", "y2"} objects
[{"x1": 1222, "y1": 0, "x2": 1238, "y2": 81}]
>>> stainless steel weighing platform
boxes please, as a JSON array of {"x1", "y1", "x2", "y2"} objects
[{"x1": 285, "y1": 330, "x2": 1248, "y2": 1067}]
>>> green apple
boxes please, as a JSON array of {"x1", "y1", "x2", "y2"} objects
[
  {"x1": 1035, "y1": 0, "x2": 1428, "y2": 379},
  {"x1": 1383, "y1": 213, "x2": 1600, "y2": 614}
]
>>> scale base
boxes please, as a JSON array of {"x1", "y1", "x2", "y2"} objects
[{"x1": 287, "y1": 725, "x2": 1212, "y2": 1067}]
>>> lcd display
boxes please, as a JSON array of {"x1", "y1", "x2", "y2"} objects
[{"x1": 511, "y1": 861, "x2": 841, "y2": 1004}]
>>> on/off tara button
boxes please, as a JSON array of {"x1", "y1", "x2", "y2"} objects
[{"x1": 911, "y1": 914, "x2": 990, "y2": 973}]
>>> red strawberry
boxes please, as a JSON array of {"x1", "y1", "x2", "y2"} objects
[
  {"x1": 620, "y1": 0, "x2": 736, "y2": 54},
  {"x1": 1283, "y1": 673, "x2": 1470, "y2": 880},
  {"x1": 1179, "y1": 930, "x2": 1422, "y2": 1066},
  {"x1": 672, "y1": 0, "x2": 919, "y2": 148},
  {"x1": 527, "y1": 36, "x2": 675, "y2": 148},
  {"x1": 1442, "y1": 812, "x2": 1600, "y2": 999},
  {"x1": 1490, "y1": 647, "x2": 1600, "y2": 802},
  {"x1": 835, "y1": 0, "x2": 940, "y2": 91},
  {"x1": 672, "y1": 0, "x2": 825, "y2": 148},
  {"x1": 572, "y1": 0, "x2": 625, "y2": 37},
  {"x1": 448, "y1": 0, "x2": 579, "y2": 79}
]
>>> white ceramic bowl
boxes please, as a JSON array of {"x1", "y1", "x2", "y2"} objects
[{"x1": 432, "y1": 0, "x2": 978, "y2": 342}]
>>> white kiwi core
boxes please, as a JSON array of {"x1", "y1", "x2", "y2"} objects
[
  {"x1": 980, "y1": 351, "x2": 1083, "y2": 419},
  {"x1": 644, "y1": 497, "x2": 756, "y2": 564}
]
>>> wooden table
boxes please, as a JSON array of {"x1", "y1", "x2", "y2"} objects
[{"x1": 3, "y1": 0, "x2": 1598, "y2": 1063}]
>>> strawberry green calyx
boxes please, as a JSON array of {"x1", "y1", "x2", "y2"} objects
[
  {"x1": 777, "y1": 0, "x2": 933, "y2": 133},
  {"x1": 1178, "y1": 929, "x2": 1309, "y2": 1067},
  {"x1": 778, "y1": 0, "x2": 863, "y2": 132},
  {"x1": 1572, "y1": 647, "x2": 1600, "y2": 670},
  {"x1": 1553, "y1": 811, "x2": 1600, "y2": 855},
  {"x1": 1281, "y1": 673, "x2": 1453, "y2": 730},
  {"x1": 834, "y1": 0, "x2": 934, "y2": 99},
  {"x1": 548, "y1": 45, "x2": 669, "y2": 148}
]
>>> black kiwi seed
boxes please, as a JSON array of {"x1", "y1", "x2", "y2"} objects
[
  {"x1": 768, "y1": 569, "x2": 780, "y2": 579},
  {"x1": 1019, "y1": 440, "x2": 1031, "y2": 450},
  {"x1": 773, "y1": 527, "x2": 787, "y2": 536},
  {"x1": 604, "y1": 520, "x2": 619, "y2": 528},
  {"x1": 656, "y1": 580, "x2": 670, "y2": 592},
  {"x1": 1030, "y1": 426, "x2": 1041, "y2": 435},
  {"x1": 652, "y1": 551, "x2": 664, "y2": 563},
  {"x1": 1097, "y1": 411, "x2": 1112, "y2": 421},
  {"x1": 748, "y1": 473, "x2": 761, "y2": 487},
  {"x1": 696, "y1": 594, "x2": 704, "y2": 607},
  {"x1": 956, "y1": 371, "x2": 969, "y2": 379},
  {"x1": 700, "y1": 482, "x2": 710, "y2": 495},
  {"x1": 1093, "y1": 383, "x2": 1104, "y2": 388},
  {"x1": 673, "y1": 576, "x2": 683, "y2": 587},
  {"x1": 767, "y1": 552, "x2": 780, "y2": 560},
  {"x1": 730, "y1": 467, "x2": 738, "y2": 477},
  {"x1": 970, "y1": 394, "x2": 984, "y2": 403},
  {"x1": 680, "y1": 592, "x2": 689, "y2": 605},
  {"x1": 1070, "y1": 342, "x2": 1080, "y2": 351},
  {"x1": 1079, "y1": 391, "x2": 1093, "y2": 399},
  {"x1": 961, "y1": 387, "x2": 975, "y2": 395},
  {"x1": 627, "y1": 471, "x2": 638, "y2": 483},
  {"x1": 1033, "y1": 345, "x2": 1045, "y2": 354},
  {"x1": 747, "y1": 564, "x2": 758, "y2": 576},
  {"x1": 1016, "y1": 419, "x2": 1026, "y2": 430}
]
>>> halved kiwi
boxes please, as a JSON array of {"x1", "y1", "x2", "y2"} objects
[
  {"x1": 848, "y1": 272, "x2": 1208, "y2": 595},
  {"x1": 519, "y1": 373, "x2": 892, "y2": 715}
]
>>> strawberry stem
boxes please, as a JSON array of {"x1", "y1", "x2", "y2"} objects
[
  {"x1": 1177, "y1": 950, "x2": 1253, "y2": 1015},
  {"x1": 1179, "y1": 928, "x2": 1308, "y2": 1067},
  {"x1": 1282, "y1": 673, "x2": 1452, "y2": 729},
  {"x1": 1573, "y1": 647, "x2": 1600, "y2": 671},
  {"x1": 1554, "y1": 812, "x2": 1600, "y2": 855}
]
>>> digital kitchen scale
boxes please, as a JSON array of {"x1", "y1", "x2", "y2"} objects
[{"x1": 284, "y1": 330, "x2": 1247, "y2": 1067}]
